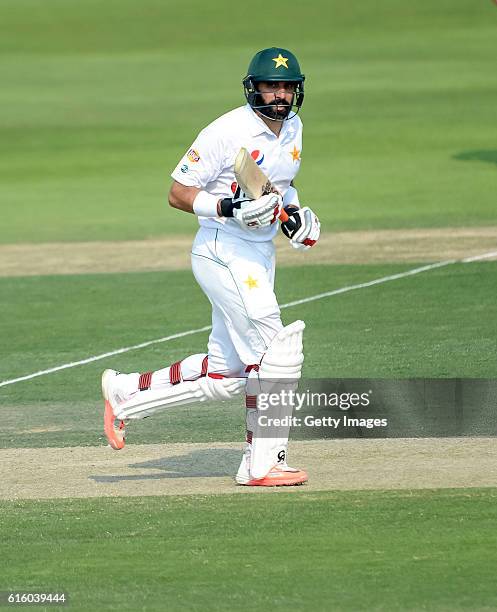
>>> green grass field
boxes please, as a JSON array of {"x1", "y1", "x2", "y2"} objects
[
  {"x1": 1, "y1": 0, "x2": 496, "y2": 610},
  {"x1": 1, "y1": 261, "x2": 497, "y2": 450},
  {"x1": 2, "y1": 489, "x2": 497, "y2": 611}
]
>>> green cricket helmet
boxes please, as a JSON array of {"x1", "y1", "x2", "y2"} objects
[{"x1": 243, "y1": 47, "x2": 305, "y2": 121}]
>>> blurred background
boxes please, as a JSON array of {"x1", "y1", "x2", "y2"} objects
[{"x1": 1, "y1": 0, "x2": 496, "y2": 244}]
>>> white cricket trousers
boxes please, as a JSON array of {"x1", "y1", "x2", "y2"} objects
[{"x1": 191, "y1": 227, "x2": 283, "y2": 376}]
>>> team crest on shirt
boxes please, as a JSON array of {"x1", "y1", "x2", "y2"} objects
[
  {"x1": 250, "y1": 150, "x2": 265, "y2": 166},
  {"x1": 187, "y1": 148, "x2": 200, "y2": 163},
  {"x1": 290, "y1": 145, "x2": 301, "y2": 162},
  {"x1": 243, "y1": 275, "x2": 259, "y2": 290}
]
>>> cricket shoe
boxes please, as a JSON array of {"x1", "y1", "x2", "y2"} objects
[
  {"x1": 244, "y1": 465, "x2": 308, "y2": 487},
  {"x1": 235, "y1": 448, "x2": 307, "y2": 487},
  {"x1": 102, "y1": 369, "x2": 130, "y2": 450}
]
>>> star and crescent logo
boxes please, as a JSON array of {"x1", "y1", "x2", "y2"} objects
[{"x1": 272, "y1": 53, "x2": 289, "y2": 69}]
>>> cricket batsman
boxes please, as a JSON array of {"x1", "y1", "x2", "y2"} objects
[{"x1": 102, "y1": 47, "x2": 321, "y2": 486}]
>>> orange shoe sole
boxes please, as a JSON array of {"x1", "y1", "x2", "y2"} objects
[
  {"x1": 245, "y1": 469, "x2": 308, "y2": 487},
  {"x1": 104, "y1": 399, "x2": 126, "y2": 450}
]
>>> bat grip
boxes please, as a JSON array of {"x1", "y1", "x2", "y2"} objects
[{"x1": 279, "y1": 209, "x2": 289, "y2": 222}]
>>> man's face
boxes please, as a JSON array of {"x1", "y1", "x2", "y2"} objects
[{"x1": 256, "y1": 81, "x2": 296, "y2": 120}]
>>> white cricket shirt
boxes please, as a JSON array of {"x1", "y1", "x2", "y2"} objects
[{"x1": 171, "y1": 104, "x2": 303, "y2": 242}]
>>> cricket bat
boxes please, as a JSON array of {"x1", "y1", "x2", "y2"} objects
[{"x1": 234, "y1": 148, "x2": 289, "y2": 222}]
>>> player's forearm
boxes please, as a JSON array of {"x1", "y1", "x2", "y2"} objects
[
  {"x1": 168, "y1": 182, "x2": 203, "y2": 214},
  {"x1": 168, "y1": 180, "x2": 288, "y2": 223},
  {"x1": 169, "y1": 182, "x2": 230, "y2": 217}
]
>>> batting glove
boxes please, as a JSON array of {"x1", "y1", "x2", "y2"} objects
[
  {"x1": 219, "y1": 190, "x2": 252, "y2": 218},
  {"x1": 221, "y1": 193, "x2": 282, "y2": 230},
  {"x1": 281, "y1": 206, "x2": 320, "y2": 250}
]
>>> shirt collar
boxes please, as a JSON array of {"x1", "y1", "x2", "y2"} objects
[
  {"x1": 244, "y1": 103, "x2": 297, "y2": 140},
  {"x1": 245, "y1": 104, "x2": 274, "y2": 136}
]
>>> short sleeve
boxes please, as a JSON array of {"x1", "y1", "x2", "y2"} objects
[{"x1": 171, "y1": 126, "x2": 224, "y2": 188}]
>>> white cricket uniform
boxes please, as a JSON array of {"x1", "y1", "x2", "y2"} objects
[{"x1": 171, "y1": 104, "x2": 303, "y2": 374}]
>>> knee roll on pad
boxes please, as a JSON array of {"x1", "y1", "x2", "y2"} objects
[
  {"x1": 197, "y1": 375, "x2": 246, "y2": 401},
  {"x1": 246, "y1": 319, "x2": 305, "y2": 397},
  {"x1": 258, "y1": 320, "x2": 305, "y2": 380}
]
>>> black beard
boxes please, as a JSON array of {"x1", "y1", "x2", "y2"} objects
[{"x1": 259, "y1": 99, "x2": 291, "y2": 120}]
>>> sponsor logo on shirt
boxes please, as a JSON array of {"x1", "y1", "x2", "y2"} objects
[
  {"x1": 187, "y1": 148, "x2": 200, "y2": 163},
  {"x1": 250, "y1": 150, "x2": 265, "y2": 166},
  {"x1": 180, "y1": 164, "x2": 189, "y2": 173}
]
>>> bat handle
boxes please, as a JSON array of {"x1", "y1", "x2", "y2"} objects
[{"x1": 267, "y1": 187, "x2": 288, "y2": 222}]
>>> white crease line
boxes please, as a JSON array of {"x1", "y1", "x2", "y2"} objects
[
  {"x1": 461, "y1": 251, "x2": 497, "y2": 263},
  {"x1": 0, "y1": 326, "x2": 212, "y2": 388},
  {"x1": 0, "y1": 253, "x2": 494, "y2": 389},
  {"x1": 280, "y1": 259, "x2": 455, "y2": 308}
]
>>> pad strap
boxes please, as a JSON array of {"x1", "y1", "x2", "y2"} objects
[
  {"x1": 201, "y1": 356, "x2": 208, "y2": 377},
  {"x1": 139, "y1": 371, "x2": 153, "y2": 391},
  {"x1": 169, "y1": 361, "x2": 182, "y2": 385}
]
